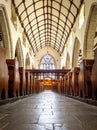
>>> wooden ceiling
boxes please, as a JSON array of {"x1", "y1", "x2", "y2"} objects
[{"x1": 13, "y1": 0, "x2": 83, "y2": 55}]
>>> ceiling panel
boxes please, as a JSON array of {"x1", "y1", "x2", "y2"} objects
[{"x1": 13, "y1": 0, "x2": 83, "y2": 55}]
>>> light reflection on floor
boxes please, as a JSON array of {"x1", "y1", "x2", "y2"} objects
[
  {"x1": 43, "y1": 89, "x2": 52, "y2": 92},
  {"x1": 1, "y1": 92, "x2": 97, "y2": 130}
]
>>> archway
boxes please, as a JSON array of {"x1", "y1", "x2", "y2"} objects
[
  {"x1": 83, "y1": 4, "x2": 97, "y2": 59},
  {"x1": 15, "y1": 38, "x2": 24, "y2": 67},
  {"x1": 72, "y1": 37, "x2": 80, "y2": 67},
  {"x1": 83, "y1": 4, "x2": 97, "y2": 99},
  {"x1": 0, "y1": 6, "x2": 12, "y2": 58}
]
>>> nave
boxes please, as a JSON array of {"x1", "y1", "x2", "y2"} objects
[{"x1": 0, "y1": 92, "x2": 97, "y2": 130}]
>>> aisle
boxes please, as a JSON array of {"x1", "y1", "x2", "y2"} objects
[{"x1": 0, "y1": 92, "x2": 97, "y2": 130}]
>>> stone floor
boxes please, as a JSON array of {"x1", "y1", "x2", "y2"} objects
[{"x1": 0, "y1": 92, "x2": 97, "y2": 130}]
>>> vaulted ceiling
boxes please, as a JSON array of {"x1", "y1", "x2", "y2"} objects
[{"x1": 13, "y1": 0, "x2": 83, "y2": 55}]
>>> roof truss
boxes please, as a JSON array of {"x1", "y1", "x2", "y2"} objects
[{"x1": 13, "y1": 0, "x2": 84, "y2": 55}]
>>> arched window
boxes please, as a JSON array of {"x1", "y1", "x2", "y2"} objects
[{"x1": 40, "y1": 54, "x2": 55, "y2": 70}]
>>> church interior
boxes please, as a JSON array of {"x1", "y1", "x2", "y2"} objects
[{"x1": 0, "y1": 0, "x2": 97, "y2": 129}]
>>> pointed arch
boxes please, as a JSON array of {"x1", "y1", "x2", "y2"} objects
[
  {"x1": 72, "y1": 37, "x2": 80, "y2": 67},
  {"x1": 83, "y1": 4, "x2": 97, "y2": 59},
  {"x1": 0, "y1": 5, "x2": 13, "y2": 58},
  {"x1": 65, "y1": 52, "x2": 71, "y2": 69},
  {"x1": 39, "y1": 53, "x2": 56, "y2": 69},
  {"x1": 15, "y1": 38, "x2": 24, "y2": 67}
]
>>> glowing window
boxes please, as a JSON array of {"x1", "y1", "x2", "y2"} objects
[{"x1": 40, "y1": 53, "x2": 55, "y2": 70}]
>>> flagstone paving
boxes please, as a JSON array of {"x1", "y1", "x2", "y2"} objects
[{"x1": 0, "y1": 92, "x2": 97, "y2": 130}]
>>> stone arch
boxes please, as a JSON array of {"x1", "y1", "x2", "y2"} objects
[
  {"x1": 65, "y1": 52, "x2": 71, "y2": 69},
  {"x1": 0, "y1": 5, "x2": 13, "y2": 58},
  {"x1": 83, "y1": 4, "x2": 97, "y2": 59},
  {"x1": 26, "y1": 53, "x2": 30, "y2": 69},
  {"x1": 72, "y1": 37, "x2": 80, "y2": 67},
  {"x1": 15, "y1": 38, "x2": 24, "y2": 67}
]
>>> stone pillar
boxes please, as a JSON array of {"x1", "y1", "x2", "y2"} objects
[{"x1": 0, "y1": 47, "x2": 9, "y2": 99}]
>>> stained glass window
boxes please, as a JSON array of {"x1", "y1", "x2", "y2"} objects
[{"x1": 40, "y1": 53, "x2": 55, "y2": 70}]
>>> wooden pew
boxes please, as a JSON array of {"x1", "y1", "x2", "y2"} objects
[
  {"x1": 25, "y1": 70, "x2": 30, "y2": 95},
  {"x1": 19, "y1": 67, "x2": 26, "y2": 96},
  {"x1": 79, "y1": 60, "x2": 94, "y2": 98},
  {"x1": 6, "y1": 59, "x2": 20, "y2": 98},
  {"x1": 66, "y1": 72, "x2": 72, "y2": 95},
  {"x1": 72, "y1": 67, "x2": 80, "y2": 96},
  {"x1": 64, "y1": 74, "x2": 68, "y2": 94}
]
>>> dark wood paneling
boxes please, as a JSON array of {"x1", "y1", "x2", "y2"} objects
[
  {"x1": 67, "y1": 72, "x2": 72, "y2": 95},
  {"x1": 6, "y1": 59, "x2": 20, "y2": 98},
  {"x1": 64, "y1": 74, "x2": 68, "y2": 94},
  {"x1": 79, "y1": 60, "x2": 94, "y2": 98}
]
